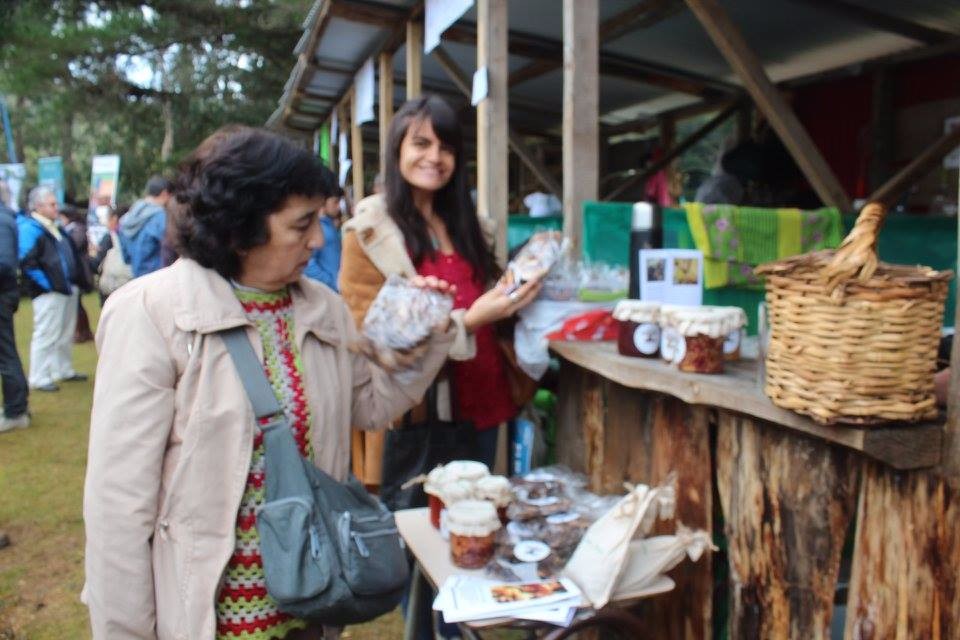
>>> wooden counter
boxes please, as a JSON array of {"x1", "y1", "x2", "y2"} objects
[
  {"x1": 550, "y1": 340, "x2": 941, "y2": 470},
  {"x1": 550, "y1": 340, "x2": 959, "y2": 640}
]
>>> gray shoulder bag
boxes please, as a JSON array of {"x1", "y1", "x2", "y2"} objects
[{"x1": 220, "y1": 327, "x2": 408, "y2": 625}]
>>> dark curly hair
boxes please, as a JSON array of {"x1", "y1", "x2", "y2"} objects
[{"x1": 173, "y1": 126, "x2": 330, "y2": 279}]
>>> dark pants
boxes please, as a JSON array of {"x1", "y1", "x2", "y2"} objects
[{"x1": 0, "y1": 292, "x2": 28, "y2": 417}]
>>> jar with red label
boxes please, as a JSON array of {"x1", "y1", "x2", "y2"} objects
[
  {"x1": 447, "y1": 500, "x2": 501, "y2": 569},
  {"x1": 613, "y1": 300, "x2": 661, "y2": 358}
]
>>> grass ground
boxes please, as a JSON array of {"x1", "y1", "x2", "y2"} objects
[{"x1": 0, "y1": 294, "x2": 416, "y2": 639}]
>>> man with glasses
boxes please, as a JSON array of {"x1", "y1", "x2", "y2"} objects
[{"x1": 18, "y1": 186, "x2": 90, "y2": 393}]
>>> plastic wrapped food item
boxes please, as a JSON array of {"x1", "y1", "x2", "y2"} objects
[
  {"x1": 448, "y1": 500, "x2": 502, "y2": 569},
  {"x1": 503, "y1": 232, "x2": 568, "y2": 293},
  {"x1": 362, "y1": 274, "x2": 454, "y2": 351},
  {"x1": 613, "y1": 300, "x2": 661, "y2": 358}
]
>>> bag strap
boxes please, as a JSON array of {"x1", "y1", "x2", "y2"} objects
[{"x1": 220, "y1": 326, "x2": 284, "y2": 421}]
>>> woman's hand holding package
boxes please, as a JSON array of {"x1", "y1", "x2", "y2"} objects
[
  {"x1": 354, "y1": 274, "x2": 457, "y2": 371},
  {"x1": 462, "y1": 272, "x2": 544, "y2": 334}
]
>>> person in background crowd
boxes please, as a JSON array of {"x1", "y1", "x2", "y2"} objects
[
  {"x1": 60, "y1": 204, "x2": 95, "y2": 342},
  {"x1": 83, "y1": 127, "x2": 457, "y2": 640},
  {"x1": 18, "y1": 186, "x2": 91, "y2": 392},
  {"x1": 0, "y1": 180, "x2": 29, "y2": 433},
  {"x1": 303, "y1": 165, "x2": 344, "y2": 291},
  {"x1": 119, "y1": 175, "x2": 171, "y2": 277}
]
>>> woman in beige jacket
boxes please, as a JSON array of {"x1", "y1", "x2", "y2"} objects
[{"x1": 82, "y1": 128, "x2": 455, "y2": 640}]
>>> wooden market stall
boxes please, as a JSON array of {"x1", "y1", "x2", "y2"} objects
[{"x1": 268, "y1": 1, "x2": 960, "y2": 638}]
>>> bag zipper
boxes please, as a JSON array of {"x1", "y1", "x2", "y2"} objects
[{"x1": 350, "y1": 527, "x2": 400, "y2": 558}]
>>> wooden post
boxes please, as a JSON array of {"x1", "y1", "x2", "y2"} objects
[
  {"x1": 717, "y1": 412, "x2": 858, "y2": 639},
  {"x1": 351, "y1": 94, "x2": 364, "y2": 200},
  {"x1": 476, "y1": 0, "x2": 509, "y2": 265},
  {"x1": 327, "y1": 116, "x2": 337, "y2": 173},
  {"x1": 845, "y1": 464, "x2": 960, "y2": 638},
  {"x1": 378, "y1": 52, "x2": 394, "y2": 178},
  {"x1": 684, "y1": 0, "x2": 852, "y2": 211},
  {"x1": 406, "y1": 19, "x2": 423, "y2": 99},
  {"x1": 562, "y1": 0, "x2": 599, "y2": 256}
]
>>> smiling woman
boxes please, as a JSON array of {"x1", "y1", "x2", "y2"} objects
[{"x1": 82, "y1": 126, "x2": 458, "y2": 640}]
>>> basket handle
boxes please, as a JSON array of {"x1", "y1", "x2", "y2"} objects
[{"x1": 820, "y1": 202, "x2": 887, "y2": 295}]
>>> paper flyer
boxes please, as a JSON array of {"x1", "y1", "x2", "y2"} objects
[
  {"x1": 0, "y1": 163, "x2": 25, "y2": 211},
  {"x1": 353, "y1": 58, "x2": 375, "y2": 125},
  {"x1": 638, "y1": 248, "x2": 703, "y2": 306}
]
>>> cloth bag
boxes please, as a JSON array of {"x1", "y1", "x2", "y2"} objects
[
  {"x1": 379, "y1": 379, "x2": 478, "y2": 512},
  {"x1": 563, "y1": 480, "x2": 675, "y2": 609},
  {"x1": 220, "y1": 327, "x2": 408, "y2": 625},
  {"x1": 98, "y1": 231, "x2": 133, "y2": 296}
]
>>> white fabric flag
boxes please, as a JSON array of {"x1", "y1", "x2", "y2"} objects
[
  {"x1": 424, "y1": 0, "x2": 473, "y2": 53},
  {"x1": 354, "y1": 58, "x2": 375, "y2": 125}
]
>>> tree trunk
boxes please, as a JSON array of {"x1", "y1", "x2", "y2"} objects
[
  {"x1": 844, "y1": 464, "x2": 960, "y2": 640},
  {"x1": 60, "y1": 107, "x2": 74, "y2": 199},
  {"x1": 717, "y1": 411, "x2": 858, "y2": 639},
  {"x1": 160, "y1": 96, "x2": 174, "y2": 163}
]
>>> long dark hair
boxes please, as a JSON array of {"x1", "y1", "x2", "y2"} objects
[{"x1": 384, "y1": 95, "x2": 498, "y2": 284}]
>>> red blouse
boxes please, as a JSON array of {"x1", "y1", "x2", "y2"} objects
[{"x1": 417, "y1": 251, "x2": 517, "y2": 430}]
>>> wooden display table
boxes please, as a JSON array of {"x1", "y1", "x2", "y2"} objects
[{"x1": 550, "y1": 340, "x2": 958, "y2": 640}]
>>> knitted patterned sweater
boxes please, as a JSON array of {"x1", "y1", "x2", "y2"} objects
[{"x1": 215, "y1": 286, "x2": 311, "y2": 640}]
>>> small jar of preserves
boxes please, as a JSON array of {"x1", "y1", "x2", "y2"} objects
[
  {"x1": 671, "y1": 306, "x2": 747, "y2": 374},
  {"x1": 613, "y1": 300, "x2": 661, "y2": 358},
  {"x1": 424, "y1": 466, "x2": 448, "y2": 530},
  {"x1": 447, "y1": 500, "x2": 501, "y2": 569}
]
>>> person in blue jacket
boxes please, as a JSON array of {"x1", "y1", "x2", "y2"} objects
[
  {"x1": 119, "y1": 175, "x2": 171, "y2": 277},
  {"x1": 18, "y1": 186, "x2": 91, "y2": 392},
  {"x1": 303, "y1": 165, "x2": 344, "y2": 291},
  {"x1": 0, "y1": 180, "x2": 28, "y2": 432}
]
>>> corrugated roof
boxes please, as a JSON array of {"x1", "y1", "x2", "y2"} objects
[{"x1": 269, "y1": 0, "x2": 960, "y2": 135}]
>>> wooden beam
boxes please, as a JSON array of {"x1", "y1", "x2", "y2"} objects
[
  {"x1": 604, "y1": 98, "x2": 736, "y2": 136},
  {"x1": 599, "y1": 0, "x2": 683, "y2": 41},
  {"x1": 868, "y1": 68, "x2": 894, "y2": 192},
  {"x1": 868, "y1": 125, "x2": 960, "y2": 207},
  {"x1": 508, "y1": 0, "x2": 683, "y2": 88},
  {"x1": 378, "y1": 52, "x2": 393, "y2": 177},
  {"x1": 476, "y1": 0, "x2": 509, "y2": 265},
  {"x1": 444, "y1": 22, "x2": 737, "y2": 97},
  {"x1": 684, "y1": 0, "x2": 852, "y2": 211},
  {"x1": 945, "y1": 200, "x2": 960, "y2": 484},
  {"x1": 784, "y1": 0, "x2": 958, "y2": 44},
  {"x1": 563, "y1": 0, "x2": 599, "y2": 254},
  {"x1": 432, "y1": 46, "x2": 562, "y2": 198},
  {"x1": 351, "y1": 94, "x2": 365, "y2": 200},
  {"x1": 406, "y1": 19, "x2": 423, "y2": 99},
  {"x1": 329, "y1": 0, "x2": 407, "y2": 25},
  {"x1": 605, "y1": 101, "x2": 739, "y2": 201}
]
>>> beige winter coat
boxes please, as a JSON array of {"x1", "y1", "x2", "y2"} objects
[{"x1": 82, "y1": 258, "x2": 454, "y2": 640}]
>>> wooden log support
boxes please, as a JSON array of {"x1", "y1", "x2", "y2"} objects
[
  {"x1": 562, "y1": 0, "x2": 599, "y2": 255},
  {"x1": 845, "y1": 464, "x2": 960, "y2": 638},
  {"x1": 476, "y1": 0, "x2": 509, "y2": 265},
  {"x1": 406, "y1": 19, "x2": 423, "y2": 99},
  {"x1": 378, "y1": 52, "x2": 393, "y2": 176},
  {"x1": 555, "y1": 361, "x2": 713, "y2": 640},
  {"x1": 684, "y1": 0, "x2": 852, "y2": 211},
  {"x1": 717, "y1": 411, "x2": 858, "y2": 640}
]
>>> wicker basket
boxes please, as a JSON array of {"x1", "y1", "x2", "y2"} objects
[{"x1": 755, "y1": 203, "x2": 953, "y2": 425}]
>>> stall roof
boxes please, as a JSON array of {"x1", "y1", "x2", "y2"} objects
[{"x1": 268, "y1": 0, "x2": 960, "y2": 135}]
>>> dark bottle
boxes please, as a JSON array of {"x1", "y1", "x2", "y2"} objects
[{"x1": 628, "y1": 201, "x2": 663, "y2": 299}]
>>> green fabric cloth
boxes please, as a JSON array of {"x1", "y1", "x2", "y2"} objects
[{"x1": 684, "y1": 203, "x2": 843, "y2": 289}]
